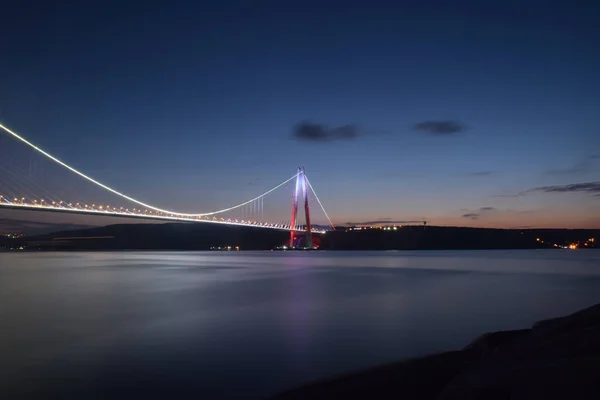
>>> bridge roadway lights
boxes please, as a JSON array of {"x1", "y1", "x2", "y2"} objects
[
  {"x1": 0, "y1": 202, "x2": 328, "y2": 233},
  {"x1": 0, "y1": 127, "x2": 336, "y2": 232}
]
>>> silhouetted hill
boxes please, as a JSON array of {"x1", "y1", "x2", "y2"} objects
[
  {"x1": 320, "y1": 226, "x2": 599, "y2": 250},
  {"x1": 20, "y1": 223, "x2": 599, "y2": 251},
  {"x1": 25, "y1": 223, "x2": 288, "y2": 250}
]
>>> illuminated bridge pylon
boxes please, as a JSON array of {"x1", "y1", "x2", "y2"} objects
[
  {"x1": 290, "y1": 166, "x2": 312, "y2": 248},
  {"x1": 0, "y1": 122, "x2": 336, "y2": 234}
]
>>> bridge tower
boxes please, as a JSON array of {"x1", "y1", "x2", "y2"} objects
[{"x1": 290, "y1": 167, "x2": 313, "y2": 248}]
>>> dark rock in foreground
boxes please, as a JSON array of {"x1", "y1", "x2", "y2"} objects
[{"x1": 273, "y1": 303, "x2": 600, "y2": 399}]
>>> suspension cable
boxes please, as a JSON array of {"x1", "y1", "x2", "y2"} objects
[
  {"x1": 305, "y1": 176, "x2": 335, "y2": 230},
  {"x1": 0, "y1": 123, "x2": 297, "y2": 217}
]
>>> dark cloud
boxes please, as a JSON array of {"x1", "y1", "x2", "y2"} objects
[
  {"x1": 344, "y1": 219, "x2": 424, "y2": 226},
  {"x1": 522, "y1": 181, "x2": 600, "y2": 195},
  {"x1": 292, "y1": 122, "x2": 363, "y2": 142},
  {"x1": 461, "y1": 207, "x2": 496, "y2": 220},
  {"x1": 505, "y1": 209, "x2": 537, "y2": 214},
  {"x1": 467, "y1": 171, "x2": 493, "y2": 177},
  {"x1": 413, "y1": 120, "x2": 465, "y2": 135}
]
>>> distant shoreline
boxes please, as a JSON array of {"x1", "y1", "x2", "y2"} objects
[
  {"x1": 1, "y1": 223, "x2": 597, "y2": 251},
  {"x1": 1, "y1": 248, "x2": 599, "y2": 254}
]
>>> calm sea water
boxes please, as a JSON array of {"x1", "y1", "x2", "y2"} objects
[{"x1": 1, "y1": 250, "x2": 600, "y2": 398}]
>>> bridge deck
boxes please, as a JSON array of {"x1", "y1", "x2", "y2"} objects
[{"x1": 0, "y1": 203, "x2": 324, "y2": 233}]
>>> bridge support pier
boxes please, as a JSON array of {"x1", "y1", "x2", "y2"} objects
[{"x1": 290, "y1": 167, "x2": 312, "y2": 248}]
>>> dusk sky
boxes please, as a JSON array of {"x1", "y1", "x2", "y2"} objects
[{"x1": 1, "y1": 0, "x2": 599, "y2": 231}]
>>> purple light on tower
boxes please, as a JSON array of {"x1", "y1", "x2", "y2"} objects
[{"x1": 289, "y1": 167, "x2": 312, "y2": 248}]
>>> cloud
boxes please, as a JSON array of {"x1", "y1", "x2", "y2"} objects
[
  {"x1": 467, "y1": 171, "x2": 494, "y2": 177},
  {"x1": 545, "y1": 162, "x2": 590, "y2": 176},
  {"x1": 461, "y1": 207, "x2": 496, "y2": 220},
  {"x1": 292, "y1": 122, "x2": 363, "y2": 142},
  {"x1": 505, "y1": 209, "x2": 538, "y2": 214},
  {"x1": 498, "y1": 180, "x2": 600, "y2": 198},
  {"x1": 413, "y1": 120, "x2": 465, "y2": 135},
  {"x1": 545, "y1": 154, "x2": 600, "y2": 176},
  {"x1": 522, "y1": 181, "x2": 600, "y2": 195},
  {"x1": 493, "y1": 193, "x2": 526, "y2": 198}
]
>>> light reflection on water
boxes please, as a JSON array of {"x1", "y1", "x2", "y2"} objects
[{"x1": 1, "y1": 250, "x2": 599, "y2": 398}]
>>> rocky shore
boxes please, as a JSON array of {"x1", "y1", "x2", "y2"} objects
[{"x1": 274, "y1": 302, "x2": 600, "y2": 399}]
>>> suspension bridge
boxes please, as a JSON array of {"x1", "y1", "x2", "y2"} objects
[{"x1": 0, "y1": 123, "x2": 335, "y2": 248}]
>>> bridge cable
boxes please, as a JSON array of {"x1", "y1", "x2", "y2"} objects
[
  {"x1": 304, "y1": 176, "x2": 335, "y2": 230},
  {"x1": 0, "y1": 123, "x2": 298, "y2": 217}
]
